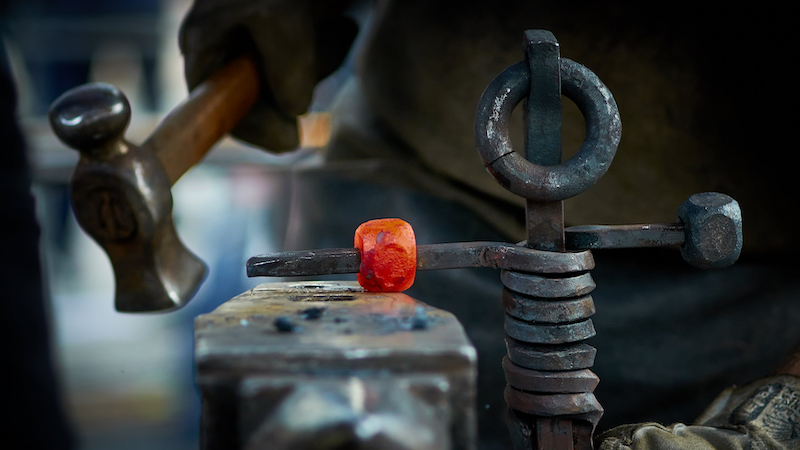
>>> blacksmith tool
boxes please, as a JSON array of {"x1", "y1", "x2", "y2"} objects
[
  {"x1": 49, "y1": 56, "x2": 260, "y2": 312},
  {"x1": 195, "y1": 281, "x2": 478, "y2": 449},
  {"x1": 247, "y1": 30, "x2": 742, "y2": 449}
]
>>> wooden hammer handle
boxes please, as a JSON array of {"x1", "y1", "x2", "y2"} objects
[{"x1": 141, "y1": 56, "x2": 260, "y2": 185}]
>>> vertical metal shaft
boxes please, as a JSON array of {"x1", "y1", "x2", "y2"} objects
[
  {"x1": 524, "y1": 30, "x2": 565, "y2": 253},
  {"x1": 523, "y1": 30, "x2": 572, "y2": 450}
]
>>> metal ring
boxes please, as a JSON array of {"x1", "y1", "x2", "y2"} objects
[
  {"x1": 503, "y1": 289, "x2": 596, "y2": 324},
  {"x1": 500, "y1": 270, "x2": 595, "y2": 298},
  {"x1": 504, "y1": 387, "x2": 603, "y2": 416},
  {"x1": 504, "y1": 315, "x2": 596, "y2": 345},
  {"x1": 474, "y1": 59, "x2": 621, "y2": 201},
  {"x1": 505, "y1": 338, "x2": 596, "y2": 371},
  {"x1": 502, "y1": 356, "x2": 599, "y2": 393}
]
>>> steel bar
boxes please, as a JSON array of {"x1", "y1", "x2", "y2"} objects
[
  {"x1": 503, "y1": 357, "x2": 599, "y2": 393},
  {"x1": 536, "y1": 418, "x2": 573, "y2": 450},
  {"x1": 246, "y1": 242, "x2": 595, "y2": 278},
  {"x1": 524, "y1": 30, "x2": 564, "y2": 253},
  {"x1": 522, "y1": 31, "x2": 572, "y2": 450},
  {"x1": 565, "y1": 223, "x2": 684, "y2": 250}
]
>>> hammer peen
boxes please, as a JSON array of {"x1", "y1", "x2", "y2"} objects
[{"x1": 49, "y1": 57, "x2": 260, "y2": 312}]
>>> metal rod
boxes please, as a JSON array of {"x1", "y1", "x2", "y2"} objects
[
  {"x1": 524, "y1": 30, "x2": 564, "y2": 252},
  {"x1": 565, "y1": 223, "x2": 684, "y2": 250},
  {"x1": 535, "y1": 417, "x2": 573, "y2": 450},
  {"x1": 246, "y1": 242, "x2": 596, "y2": 278},
  {"x1": 523, "y1": 30, "x2": 573, "y2": 450}
]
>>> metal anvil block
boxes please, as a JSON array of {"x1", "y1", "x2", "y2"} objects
[{"x1": 195, "y1": 281, "x2": 477, "y2": 450}]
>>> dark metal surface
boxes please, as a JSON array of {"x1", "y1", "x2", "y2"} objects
[
  {"x1": 565, "y1": 223, "x2": 685, "y2": 250},
  {"x1": 474, "y1": 59, "x2": 621, "y2": 202},
  {"x1": 503, "y1": 357, "x2": 599, "y2": 393},
  {"x1": 247, "y1": 242, "x2": 595, "y2": 277},
  {"x1": 49, "y1": 82, "x2": 132, "y2": 155},
  {"x1": 196, "y1": 281, "x2": 477, "y2": 450},
  {"x1": 483, "y1": 33, "x2": 608, "y2": 450},
  {"x1": 246, "y1": 248, "x2": 362, "y2": 277},
  {"x1": 678, "y1": 193, "x2": 743, "y2": 269},
  {"x1": 506, "y1": 410, "x2": 597, "y2": 450},
  {"x1": 505, "y1": 339, "x2": 597, "y2": 371},
  {"x1": 504, "y1": 387, "x2": 603, "y2": 417},
  {"x1": 563, "y1": 193, "x2": 743, "y2": 270},
  {"x1": 248, "y1": 198, "x2": 743, "y2": 278},
  {"x1": 504, "y1": 315, "x2": 596, "y2": 345},
  {"x1": 53, "y1": 84, "x2": 206, "y2": 312},
  {"x1": 523, "y1": 30, "x2": 565, "y2": 252},
  {"x1": 503, "y1": 289, "x2": 595, "y2": 324},
  {"x1": 416, "y1": 242, "x2": 593, "y2": 273},
  {"x1": 535, "y1": 418, "x2": 573, "y2": 450},
  {"x1": 501, "y1": 270, "x2": 595, "y2": 298}
]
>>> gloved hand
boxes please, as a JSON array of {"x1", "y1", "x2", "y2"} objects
[
  {"x1": 179, "y1": 0, "x2": 358, "y2": 151},
  {"x1": 596, "y1": 351, "x2": 800, "y2": 450}
]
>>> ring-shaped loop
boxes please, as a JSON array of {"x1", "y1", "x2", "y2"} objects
[{"x1": 474, "y1": 59, "x2": 621, "y2": 202}]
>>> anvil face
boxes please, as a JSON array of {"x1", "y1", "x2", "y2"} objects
[{"x1": 195, "y1": 281, "x2": 477, "y2": 450}]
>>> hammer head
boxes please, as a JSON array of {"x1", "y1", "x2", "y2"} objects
[
  {"x1": 50, "y1": 83, "x2": 207, "y2": 312},
  {"x1": 678, "y1": 192, "x2": 743, "y2": 269}
]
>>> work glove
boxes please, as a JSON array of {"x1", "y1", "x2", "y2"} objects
[
  {"x1": 179, "y1": 0, "x2": 358, "y2": 151},
  {"x1": 596, "y1": 374, "x2": 800, "y2": 450}
]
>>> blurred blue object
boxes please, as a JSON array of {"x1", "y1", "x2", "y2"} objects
[{"x1": 4, "y1": 0, "x2": 162, "y2": 114}]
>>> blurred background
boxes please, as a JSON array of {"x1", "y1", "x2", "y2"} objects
[{"x1": 2, "y1": 1, "x2": 363, "y2": 448}]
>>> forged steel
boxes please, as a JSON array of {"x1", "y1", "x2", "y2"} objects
[
  {"x1": 502, "y1": 290, "x2": 596, "y2": 324},
  {"x1": 474, "y1": 58, "x2": 621, "y2": 203},
  {"x1": 505, "y1": 339, "x2": 597, "y2": 371},
  {"x1": 502, "y1": 357, "x2": 599, "y2": 393},
  {"x1": 247, "y1": 247, "x2": 362, "y2": 277},
  {"x1": 678, "y1": 193, "x2": 743, "y2": 269},
  {"x1": 241, "y1": 29, "x2": 743, "y2": 450},
  {"x1": 563, "y1": 193, "x2": 742, "y2": 270},
  {"x1": 247, "y1": 242, "x2": 595, "y2": 277},
  {"x1": 565, "y1": 223, "x2": 685, "y2": 250},
  {"x1": 506, "y1": 412, "x2": 596, "y2": 450},
  {"x1": 500, "y1": 270, "x2": 595, "y2": 298},
  {"x1": 504, "y1": 315, "x2": 596, "y2": 345},
  {"x1": 503, "y1": 387, "x2": 603, "y2": 417},
  {"x1": 522, "y1": 30, "x2": 565, "y2": 252},
  {"x1": 247, "y1": 212, "x2": 742, "y2": 279},
  {"x1": 487, "y1": 31, "x2": 606, "y2": 450}
]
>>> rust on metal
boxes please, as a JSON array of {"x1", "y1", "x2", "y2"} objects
[
  {"x1": 505, "y1": 339, "x2": 597, "y2": 372},
  {"x1": 503, "y1": 289, "x2": 596, "y2": 324},
  {"x1": 247, "y1": 242, "x2": 595, "y2": 278},
  {"x1": 504, "y1": 315, "x2": 596, "y2": 345},
  {"x1": 503, "y1": 357, "x2": 599, "y2": 393},
  {"x1": 503, "y1": 387, "x2": 602, "y2": 417},
  {"x1": 195, "y1": 281, "x2": 477, "y2": 449},
  {"x1": 500, "y1": 270, "x2": 595, "y2": 299}
]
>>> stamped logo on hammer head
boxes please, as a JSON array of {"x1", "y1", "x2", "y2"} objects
[{"x1": 85, "y1": 188, "x2": 137, "y2": 242}]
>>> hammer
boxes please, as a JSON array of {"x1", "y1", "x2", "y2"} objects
[{"x1": 49, "y1": 57, "x2": 260, "y2": 312}]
